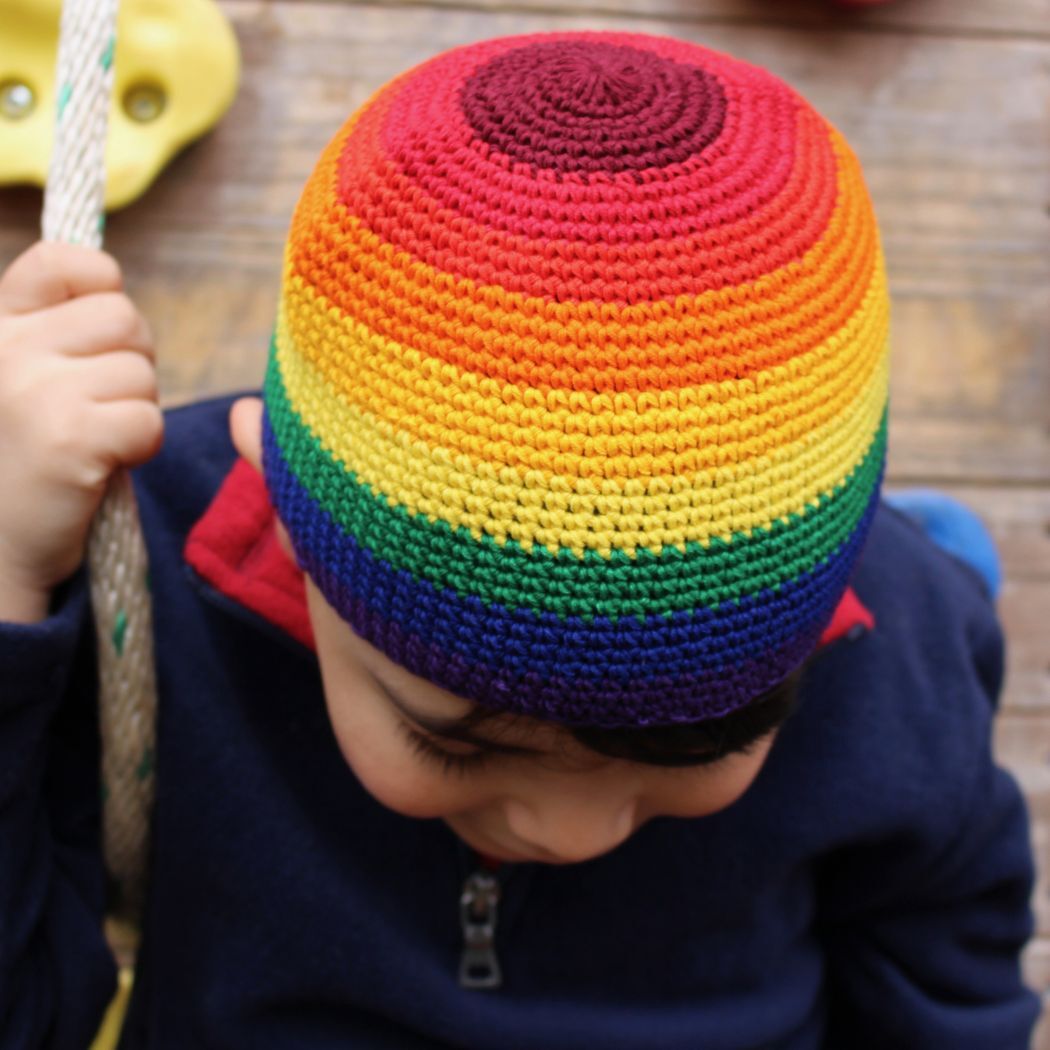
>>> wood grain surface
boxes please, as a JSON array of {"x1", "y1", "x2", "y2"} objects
[
  {"x1": 333, "y1": 0, "x2": 1050, "y2": 38},
  {"x1": 1, "y1": 0, "x2": 1047, "y2": 1039}
]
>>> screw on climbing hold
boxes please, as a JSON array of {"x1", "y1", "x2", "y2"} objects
[
  {"x1": 0, "y1": 80, "x2": 35, "y2": 120},
  {"x1": 122, "y1": 82, "x2": 166, "y2": 122}
]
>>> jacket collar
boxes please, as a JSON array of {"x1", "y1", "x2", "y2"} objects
[{"x1": 184, "y1": 458, "x2": 874, "y2": 655}]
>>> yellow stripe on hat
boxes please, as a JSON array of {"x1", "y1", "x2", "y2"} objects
[{"x1": 275, "y1": 296, "x2": 889, "y2": 555}]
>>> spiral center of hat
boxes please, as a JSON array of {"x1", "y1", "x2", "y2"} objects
[{"x1": 460, "y1": 40, "x2": 728, "y2": 174}]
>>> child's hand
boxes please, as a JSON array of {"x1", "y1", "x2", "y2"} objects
[{"x1": 0, "y1": 241, "x2": 162, "y2": 621}]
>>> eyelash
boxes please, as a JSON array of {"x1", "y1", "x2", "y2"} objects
[
  {"x1": 395, "y1": 719, "x2": 750, "y2": 777},
  {"x1": 397, "y1": 721, "x2": 495, "y2": 778}
]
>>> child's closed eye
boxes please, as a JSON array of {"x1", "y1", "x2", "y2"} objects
[{"x1": 396, "y1": 720, "x2": 495, "y2": 777}]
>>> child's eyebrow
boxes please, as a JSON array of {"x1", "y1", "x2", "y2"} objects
[{"x1": 370, "y1": 674, "x2": 545, "y2": 757}]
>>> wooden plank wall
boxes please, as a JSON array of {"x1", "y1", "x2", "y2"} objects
[{"x1": 1, "y1": 0, "x2": 1047, "y2": 1040}]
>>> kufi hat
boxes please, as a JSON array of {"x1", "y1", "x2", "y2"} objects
[{"x1": 262, "y1": 31, "x2": 889, "y2": 728}]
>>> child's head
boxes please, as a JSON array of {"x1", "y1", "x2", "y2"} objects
[{"x1": 236, "y1": 30, "x2": 889, "y2": 863}]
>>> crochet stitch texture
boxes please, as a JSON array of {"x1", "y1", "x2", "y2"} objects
[{"x1": 261, "y1": 31, "x2": 890, "y2": 728}]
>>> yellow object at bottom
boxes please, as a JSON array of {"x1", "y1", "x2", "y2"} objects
[{"x1": 90, "y1": 966, "x2": 133, "y2": 1050}]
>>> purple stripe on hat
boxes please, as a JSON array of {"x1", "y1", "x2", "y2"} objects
[{"x1": 344, "y1": 591, "x2": 821, "y2": 726}]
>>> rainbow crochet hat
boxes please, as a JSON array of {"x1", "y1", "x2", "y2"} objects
[{"x1": 261, "y1": 31, "x2": 890, "y2": 728}]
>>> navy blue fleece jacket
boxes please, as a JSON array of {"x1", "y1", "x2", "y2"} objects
[{"x1": 0, "y1": 394, "x2": 1039, "y2": 1048}]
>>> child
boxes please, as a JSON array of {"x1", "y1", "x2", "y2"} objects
[{"x1": 0, "y1": 30, "x2": 1039, "y2": 1049}]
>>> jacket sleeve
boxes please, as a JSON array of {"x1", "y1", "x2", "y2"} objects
[
  {"x1": 815, "y1": 599, "x2": 1041, "y2": 1049},
  {"x1": 0, "y1": 570, "x2": 116, "y2": 1048}
]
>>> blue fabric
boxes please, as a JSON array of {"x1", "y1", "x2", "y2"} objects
[{"x1": 0, "y1": 395, "x2": 1038, "y2": 1049}]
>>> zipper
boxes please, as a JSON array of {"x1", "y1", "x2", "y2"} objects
[{"x1": 458, "y1": 867, "x2": 502, "y2": 989}]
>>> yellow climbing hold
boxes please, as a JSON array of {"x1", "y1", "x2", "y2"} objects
[{"x1": 0, "y1": 0, "x2": 240, "y2": 209}]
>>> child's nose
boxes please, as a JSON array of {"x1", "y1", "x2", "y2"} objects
[{"x1": 503, "y1": 796, "x2": 638, "y2": 864}]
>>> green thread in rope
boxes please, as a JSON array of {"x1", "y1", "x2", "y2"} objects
[
  {"x1": 56, "y1": 81, "x2": 72, "y2": 120},
  {"x1": 112, "y1": 609, "x2": 128, "y2": 656},
  {"x1": 101, "y1": 36, "x2": 116, "y2": 73},
  {"x1": 136, "y1": 748, "x2": 155, "y2": 782}
]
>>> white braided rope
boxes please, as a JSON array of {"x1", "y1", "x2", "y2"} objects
[
  {"x1": 42, "y1": 0, "x2": 116, "y2": 249},
  {"x1": 42, "y1": 0, "x2": 157, "y2": 923}
]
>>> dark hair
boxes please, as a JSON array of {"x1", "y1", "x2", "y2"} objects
[
  {"x1": 572, "y1": 668, "x2": 803, "y2": 767},
  {"x1": 439, "y1": 668, "x2": 804, "y2": 769}
]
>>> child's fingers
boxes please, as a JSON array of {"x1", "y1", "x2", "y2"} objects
[
  {"x1": 89, "y1": 399, "x2": 165, "y2": 469},
  {"x1": 21, "y1": 292, "x2": 155, "y2": 360},
  {"x1": 74, "y1": 352, "x2": 159, "y2": 404},
  {"x1": 0, "y1": 242, "x2": 123, "y2": 317}
]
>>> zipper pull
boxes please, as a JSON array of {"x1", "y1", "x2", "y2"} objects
[{"x1": 458, "y1": 870, "x2": 502, "y2": 989}]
